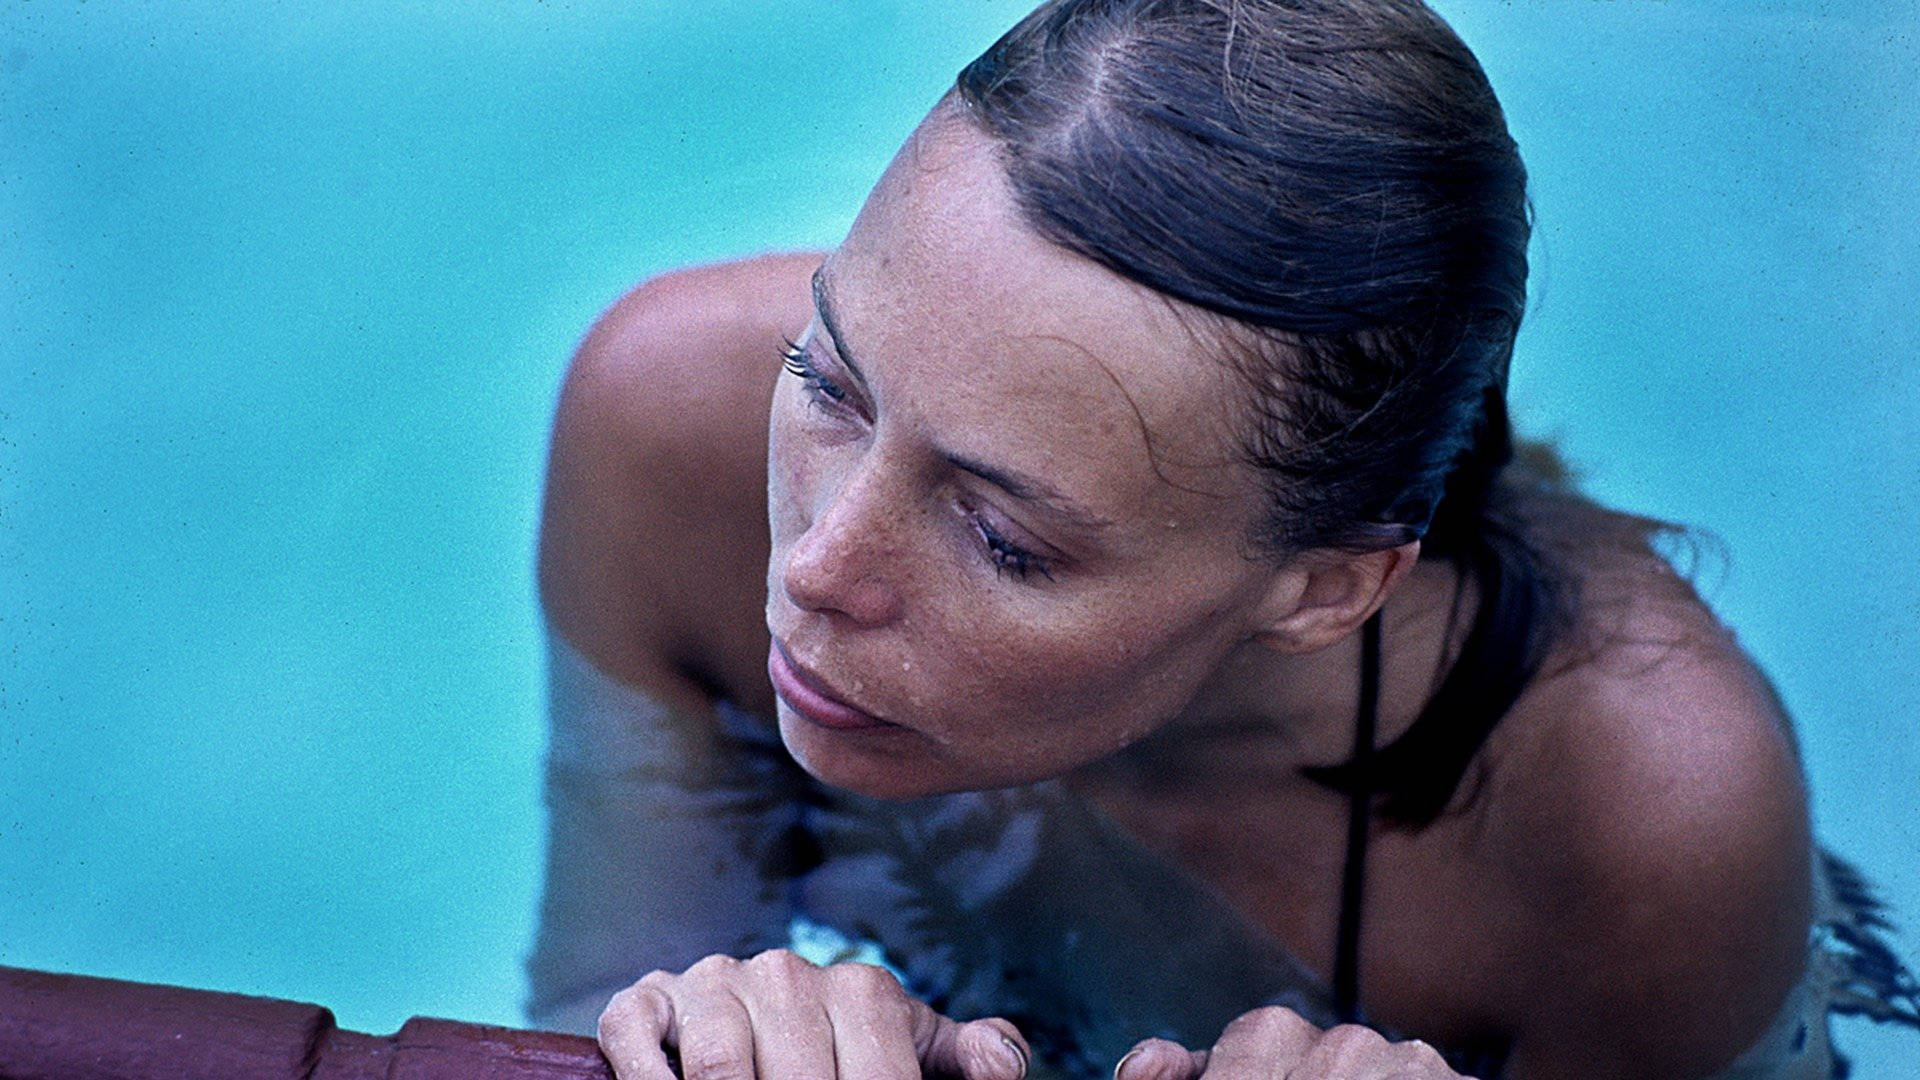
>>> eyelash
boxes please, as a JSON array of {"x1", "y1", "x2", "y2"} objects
[
  {"x1": 780, "y1": 338, "x2": 848, "y2": 406},
  {"x1": 781, "y1": 337, "x2": 1054, "y2": 585},
  {"x1": 972, "y1": 512, "x2": 1054, "y2": 582}
]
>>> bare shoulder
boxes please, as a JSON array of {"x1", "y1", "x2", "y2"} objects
[
  {"x1": 1486, "y1": 551, "x2": 1815, "y2": 1077},
  {"x1": 538, "y1": 251, "x2": 822, "y2": 713}
]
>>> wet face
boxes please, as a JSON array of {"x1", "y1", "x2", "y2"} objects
[{"x1": 765, "y1": 106, "x2": 1288, "y2": 799}]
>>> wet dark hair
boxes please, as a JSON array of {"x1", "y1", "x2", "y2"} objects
[{"x1": 955, "y1": 0, "x2": 1572, "y2": 826}]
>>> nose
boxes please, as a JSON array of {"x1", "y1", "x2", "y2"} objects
[{"x1": 780, "y1": 462, "x2": 905, "y2": 628}]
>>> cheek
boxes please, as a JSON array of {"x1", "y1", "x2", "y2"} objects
[
  {"x1": 766, "y1": 395, "x2": 806, "y2": 520},
  {"x1": 765, "y1": 397, "x2": 821, "y2": 614},
  {"x1": 765, "y1": 394, "x2": 832, "y2": 563},
  {"x1": 913, "y1": 587, "x2": 1236, "y2": 763}
]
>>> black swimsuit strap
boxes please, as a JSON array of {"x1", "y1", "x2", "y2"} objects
[{"x1": 1332, "y1": 610, "x2": 1383, "y2": 1024}]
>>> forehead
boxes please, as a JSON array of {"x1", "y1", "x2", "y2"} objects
[{"x1": 823, "y1": 109, "x2": 1256, "y2": 537}]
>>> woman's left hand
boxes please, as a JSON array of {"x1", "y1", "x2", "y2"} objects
[{"x1": 1114, "y1": 1007, "x2": 1466, "y2": 1080}]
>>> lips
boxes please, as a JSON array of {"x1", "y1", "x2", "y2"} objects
[{"x1": 767, "y1": 640, "x2": 899, "y2": 731}]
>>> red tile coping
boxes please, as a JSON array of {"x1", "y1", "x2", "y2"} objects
[{"x1": 0, "y1": 965, "x2": 616, "y2": 1079}]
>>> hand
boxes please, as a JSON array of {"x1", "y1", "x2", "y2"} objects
[
  {"x1": 1115, "y1": 1007, "x2": 1465, "y2": 1080},
  {"x1": 597, "y1": 949, "x2": 1031, "y2": 1080}
]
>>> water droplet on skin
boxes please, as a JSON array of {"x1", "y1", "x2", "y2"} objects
[{"x1": 901, "y1": 660, "x2": 913, "y2": 672}]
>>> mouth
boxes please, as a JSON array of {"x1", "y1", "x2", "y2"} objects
[{"x1": 767, "y1": 639, "x2": 900, "y2": 732}]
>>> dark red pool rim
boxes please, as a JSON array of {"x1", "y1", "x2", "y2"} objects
[{"x1": 0, "y1": 964, "x2": 614, "y2": 1079}]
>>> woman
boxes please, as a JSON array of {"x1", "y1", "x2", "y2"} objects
[{"x1": 528, "y1": 1, "x2": 1918, "y2": 1077}]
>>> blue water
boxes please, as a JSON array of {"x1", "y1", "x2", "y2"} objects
[{"x1": 2, "y1": 1, "x2": 1914, "y2": 1072}]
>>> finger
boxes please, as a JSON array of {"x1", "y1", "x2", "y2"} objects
[
  {"x1": 1114, "y1": 1037, "x2": 1208, "y2": 1080},
  {"x1": 1387, "y1": 1037, "x2": 1455, "y2": 1076},
  {"x1": 951, "y1": 1017, "x2": 1032, "y2": 1080},
  {"x1": 597, "y1": 981, "x2": 679, "y2": 1080},
  {"x1": 736, "y1": 950, "x2": 837, "y2": 1079},
  {"x1": 821, "y1": 962, "x2": 923, "y2": 1080},
  {"x1": 1292, "y1": 1023, "x2": 1410, "y2": 1080},
  {"x1": 1372, "y1": 1037, "x2": 1457, "y2": 1080},
  {"x1": 1199, "y1": 1006, "x2": 1318, "y2": 1078},
  {"x1": 908, "y1": 996, "x2": 1030, "y2": 1080},
  {"x1": 671, "y1": 959, "x2": 759, "y2": 1080}
]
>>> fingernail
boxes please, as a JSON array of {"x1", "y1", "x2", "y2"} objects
[
  {"x1": 1001, "y1": 1033, "x2": 1030, "y2": 1079},
  {"x1": 1113, "y1": 1047, "x2": 1141, "y2": 1080}
]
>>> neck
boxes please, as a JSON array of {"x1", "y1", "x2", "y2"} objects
[{"x1": 1091, "y1": 557, "x2": 1475, "y2": 789}]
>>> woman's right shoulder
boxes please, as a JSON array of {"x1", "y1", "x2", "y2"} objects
[{"x1": 538, "y1": 252, "x2": 823, "y2": 714}]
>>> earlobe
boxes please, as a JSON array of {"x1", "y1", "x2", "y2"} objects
[{"x1": 1251, "y1": 540, "x2": 1421, "y2": 653}]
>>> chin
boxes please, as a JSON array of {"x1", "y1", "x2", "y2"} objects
[{"x1": 776, "y1": 710, "x2": 988, "y2": 800}]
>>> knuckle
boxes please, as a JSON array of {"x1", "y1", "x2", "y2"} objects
[
  {"x1": 745, "y1": 947, "x2": 811, "y2": 975},
  {"x1": 598, "y1": 984, "x2": 667, "y2": 1037},
  {"x1": 1314, "y1": 1023, "x2": 1394, "y2": 1071},
  {"x1": 826, "y1": 962, "x2": 915, "y2": 1026},
  {"x1": 1382, "y1": 1038, "x2": 1453, "y2": 1078},
  {"x1": 635, "y1": 968, "x2": 676, "y2": 989},
  {"x1": 687, "y1": 949, "x2": 737, "y2": 976},
  {"x1": 679, "y1": 1046, "x2": 754, "y2": 1080},
  {"x1": 601, "y1": 985, "x2": 638, "y2": 1017},
  {"x1": 683, "y1": 953, "x2": 741, "y2": 981},
  {"x1": 1397, "y1": 1037, "x2": 1448, "y2": 1066},
  {"x1": 601, "y1": 984, "x2": 648, "y2": 1020},
  {"x1": 1223, "y1": 1004, "x2": 1304, "y2": 1039},
  {"x1": 828, "y1": 960, "x2": 901, "y2": 996},
  {"x1": 1323, "y1": 1023, "x2": 1387, "y2": 1051}
]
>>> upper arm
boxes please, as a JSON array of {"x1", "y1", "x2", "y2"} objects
[
  {"x1": 537, "y1": 252, "x2": 822, "y2": 713},
  {"x1": 1497, "y1": 628, "x2": 1815, "y2": 1079}
]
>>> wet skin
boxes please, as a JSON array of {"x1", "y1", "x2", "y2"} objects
[
  {"x1": 542, "y1": 105, "x2": 1816, "y2": 1079},
  {"x1": 764, "y1": 107, "x2": 1415, "y2": 802}
]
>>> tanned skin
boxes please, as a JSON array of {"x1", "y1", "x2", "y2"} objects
[{"x1": 542, "y1": 250, "x2": 1812, "y2": 1080}]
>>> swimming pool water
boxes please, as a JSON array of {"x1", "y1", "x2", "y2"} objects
[{"x1": 3, "y1": 1, "x2": 1915, "y2": 1072}]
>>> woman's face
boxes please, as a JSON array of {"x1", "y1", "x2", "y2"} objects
[{"x1": 765, "y1": 107, "x2": 1288, "y2": 798}]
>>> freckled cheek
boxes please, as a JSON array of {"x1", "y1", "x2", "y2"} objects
[{"x1": 911, "y1": 604, "x2": 1193, "y2": 740}]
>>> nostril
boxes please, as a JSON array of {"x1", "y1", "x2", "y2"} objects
[{"x1": 838, "y1": 578, "x2": 901, "y2": 627}]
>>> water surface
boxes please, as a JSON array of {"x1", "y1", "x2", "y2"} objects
[{"x1": 2, "y1": 0, "x2": 1913, "y2": 1071}]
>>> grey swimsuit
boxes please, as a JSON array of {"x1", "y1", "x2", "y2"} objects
[{"x1": 526, "y1": 629, "x2": 1918, "y2": 1078}]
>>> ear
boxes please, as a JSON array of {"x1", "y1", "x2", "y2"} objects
[{"x1": 1249, "y1": 540, "x2": 1422, "y2": 653}]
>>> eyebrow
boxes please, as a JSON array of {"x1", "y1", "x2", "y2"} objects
[
  {"x1": 811, "y1": 269, "x2": 872, "y2": 396},
  {"x1": 810, "y1": 267, "x2": 1113, "y2": 535},
  {"x1": 944, "y1": 451, "x2": 1115, "y2": 532}
]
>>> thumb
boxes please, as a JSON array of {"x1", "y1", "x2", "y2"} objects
[{"x1": 913, "y1": 1004, "x2": 1030, "y2": 1080}]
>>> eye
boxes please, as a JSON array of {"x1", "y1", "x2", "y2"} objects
[
  {"x1": 780, "y1": 337, "x2": 849, "y2": 406},
  {"x1": 972, "y1": 513, "x2": 1054, "y2": 582}
]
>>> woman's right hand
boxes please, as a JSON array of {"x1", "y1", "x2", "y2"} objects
[{"x1": 597, "y1": 949, "x2": 1032, "y2": 1080}]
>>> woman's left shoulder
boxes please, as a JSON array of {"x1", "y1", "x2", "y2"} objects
[
  {"x1": 1508, "y1": 558, "x2": 1812, "y2": 866},
  {"x1": 1479, "y1": 560, "x2": 1816, "y2": 1076}
]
